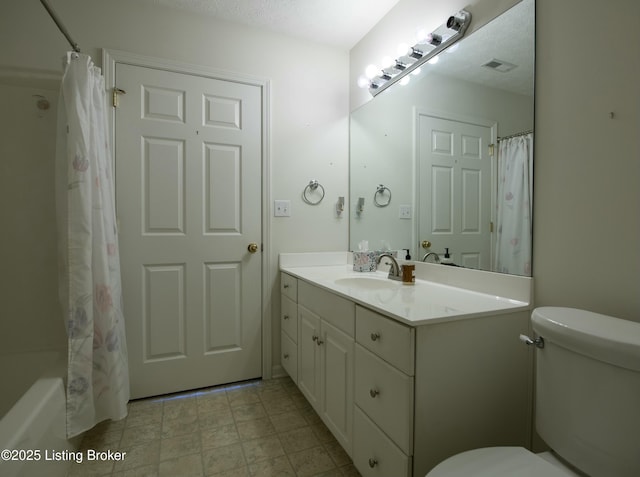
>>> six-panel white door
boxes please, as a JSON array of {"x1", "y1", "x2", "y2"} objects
[
  {"x1": 418, "y1": 114, "x2": 494, "y2": 269},
  {"x1": 115, "y1": 63, "x2": 263, "y2": 399}
]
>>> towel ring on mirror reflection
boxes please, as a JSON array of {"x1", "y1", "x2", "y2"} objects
[
  {"x1": 373, "y1": 184, "x2": 391, "y2": 207},
  {"x1": 302, "y1": 179, "x2": 325, "y2": 205}
]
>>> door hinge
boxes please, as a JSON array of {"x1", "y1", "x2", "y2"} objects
[
  {"x1": 490, "y1": 221, "x2": 494, "y2": 233},
  {"x1": 112, "y1": 88, "x2": 126, "y2": 108},
  {"x1": 488, "y1": 143, "x2": 495, "y2": 156}
]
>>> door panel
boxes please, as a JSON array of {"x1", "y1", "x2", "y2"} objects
[
  {"x1": 143, "y1": 264, "x2": 186, "y2": 360},
  {"x1": 116, "y1": 63, "x2": 262, "y2": 398}
]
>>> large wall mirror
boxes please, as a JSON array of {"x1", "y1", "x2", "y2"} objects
[{"x1": 350, "y1": 0, "x2": 534, "y2": 276}]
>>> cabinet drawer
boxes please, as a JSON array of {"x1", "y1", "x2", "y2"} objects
[
  {"x1": 356, "y1": 306, "x2": 415, "y2": 375},
  {"x1": 353, "y1": 406, "x2": 411, "y2": 477},
  {"x1": 281, "y1": 273, "x2": 298, "y2": 301},
  {"x1": 298, "y1": 280, "x2": 355, "y2": 337},
  {"x1": 281, "y1": 331, "x2": 297, "y2": 382},
  {"x1": 281, "y1": 295, "x2": 297, "y2": 342},
  {"x1": 355, "y1": 344, "x2": 414, "y2": 454}
]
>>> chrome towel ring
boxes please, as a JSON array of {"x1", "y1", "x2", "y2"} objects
[
  {"x1": 373, "y1": 184, "x2": 391, "y2": 207},
  {"x1": 302, "y1": 179, "x2": 325, "y2": 205}
]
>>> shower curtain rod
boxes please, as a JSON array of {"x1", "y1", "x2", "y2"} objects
[
  {"x1": 40, "y1": 0, "x2": 81, "y2": 53},
  {"x1": 497, "y1": 129, "x2": 533, "y2": 141}
]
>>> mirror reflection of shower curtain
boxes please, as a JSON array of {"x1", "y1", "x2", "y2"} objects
[
  {"x1": 55, "y1": 52, "x2": 130, "y2": 438},
  {"x1": 494, "y1": 133, "x2": 533, "y2": 276}
]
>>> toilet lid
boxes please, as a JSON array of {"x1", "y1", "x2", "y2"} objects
[{"x1": 426, "y1": 447, "x2": 574, "y2": 477}]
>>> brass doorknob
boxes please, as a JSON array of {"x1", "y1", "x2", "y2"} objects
[
  {"x1": 248, "y1": 243, "x2": 259, "y2": 253},
  {"x1": 421, "y1": 240, "x2": 432, "y2": 249}
]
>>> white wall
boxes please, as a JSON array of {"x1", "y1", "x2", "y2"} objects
[
  {"x1": 534, "y1": 0, "x2": 640, "y2": 321},
  {"x1": 0, "y1": 0, "x2": 350, "y2": 373},
  {"x1": 0, "y1": 81, "x2": 66, "y2": 354},
  {"x1": 351, "y1": 0, "x2": 640, "y2": 322}
]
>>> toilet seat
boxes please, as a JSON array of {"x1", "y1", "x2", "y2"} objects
[{"x1": 426, "y1": 447, "x2": 577, "y2": 477}]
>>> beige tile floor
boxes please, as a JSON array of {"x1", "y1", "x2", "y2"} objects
[{"x1": 67, "y1": 376, "x2": 361, "y2": 477}]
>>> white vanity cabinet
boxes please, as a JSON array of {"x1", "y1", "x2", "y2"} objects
[
  {"x1": 298, "y1": 305, "x2": 354, "y2": 454},
  {"x1": 280, "y1": 273, "x2": 298, "y2": 381},
  {"x1": 353, "y1": 305, "x2": 531, "y2": 477},
  {"x1": 281, "y1": 274, "x2": 356, "y2": 455},
  {"x1": 353, "y1": 306, "x2": 415, "y2": 476},
  {"x1": 279, "y1": 269, "x2": 532, "y2": 476}
]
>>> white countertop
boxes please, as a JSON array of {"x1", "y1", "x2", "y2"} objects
[{"x1": 280, "y1": 261, "x2": 531, "y2": 326}]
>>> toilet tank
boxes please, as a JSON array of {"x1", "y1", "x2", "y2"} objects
[{"x1": 532, "y1": 307, "x2": 640, "y2": 477}]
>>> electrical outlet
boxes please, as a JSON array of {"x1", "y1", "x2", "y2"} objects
[
  {"x1": 274, "y1": 200, "x2": 291, "y2": 217},
  {"x1": 399, "y1": 204, "x2": 412, "y2": 219}
]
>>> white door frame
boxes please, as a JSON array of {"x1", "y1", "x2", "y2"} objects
[
  {"x1": 413, "y1": 108, "x2": 498, "y2": 264},
  {"x1": 102, "y1": 49, "x2": 273, "y2": 380}
]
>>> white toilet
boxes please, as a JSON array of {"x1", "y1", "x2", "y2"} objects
[{"x1": 426, "y1": 307, "x2": 640, "y2": 477}]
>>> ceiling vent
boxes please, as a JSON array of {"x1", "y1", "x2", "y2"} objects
[{"x1": 481, "y1": 58, "x2": 517, "y2": 72}]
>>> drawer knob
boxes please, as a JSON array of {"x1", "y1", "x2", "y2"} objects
[
  {"x1": 370, "y1": 332, "x2": 381, "y2": 341},
  {"x1": 369, "y1": 388, "x2": 380, "y2": 398},
  {"x1": 283, "y1": 353, "x2": 289, "y2": 359},
  {"x1": 283, "y1": 314, "x2": 290, "y2": 320},
  {"x1": 312, "y1": 335, "x2": 318, "y2": 342},
  {"x1": 368, "y1": 458, "x2": 378, "y2": 468},
  {"x1": 283, "y1": 284, "x2": 290, "y2": 289},
  {"x1": 316, "y1": 338, "x2": 324, "y2": 346}
]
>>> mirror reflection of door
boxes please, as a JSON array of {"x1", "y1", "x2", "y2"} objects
[{"x1": 417, "y1": 112, "x2": 494, "y2": 269}]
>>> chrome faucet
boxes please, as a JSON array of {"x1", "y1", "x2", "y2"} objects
[
  {"x1": 376, "y1": 253, "x2": 401, "y2": 281},
  {"x1": 422, "y1": 251, "x2": 441, "y2": 263}
]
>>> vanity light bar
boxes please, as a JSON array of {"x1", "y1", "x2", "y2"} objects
[{"x1": 365, "y1": 10, "x2": 471, "y2": 96}]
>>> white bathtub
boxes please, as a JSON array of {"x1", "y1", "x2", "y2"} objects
[{"x1": 0, "y1": 350, "x2": 77, "y2": 477}]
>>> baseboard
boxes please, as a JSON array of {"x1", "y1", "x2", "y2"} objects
[{"x1": 271, "y1": 364, "x2": 287, "y2": 379}]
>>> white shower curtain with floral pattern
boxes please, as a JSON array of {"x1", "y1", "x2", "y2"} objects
[
  {"x1": 56, "y1": 52, "x2": 129, "y2": 438},
  {"x1": 494, "y1": 133, "x2": 534, "y2": 276}
]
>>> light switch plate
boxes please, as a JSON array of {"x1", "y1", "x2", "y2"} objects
[
  {"x1": 399, "y1": 204, "x2": 412, "y2": 219},
  {"x1": 274, "y1": 200, "x2": 291, "y2": 217}
]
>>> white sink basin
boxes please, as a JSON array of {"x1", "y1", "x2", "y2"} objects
[{"x1": 334, "y1": 276, "x2": 400, "y2": 290}]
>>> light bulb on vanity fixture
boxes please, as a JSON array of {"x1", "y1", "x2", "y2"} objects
[
  {"x1": 359, "y1": 10, "x2": 471, "y2": 97},
  {"x1": 364, "y1": 63, "x2": 379, "y2": 80},
  {"x1": 381, "y1": 56, "x2": 394, "y2": 68}
]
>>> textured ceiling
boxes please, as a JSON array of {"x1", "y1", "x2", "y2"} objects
[{"x1": 129, "y1": 0, "x2": 400, "y2": 49}]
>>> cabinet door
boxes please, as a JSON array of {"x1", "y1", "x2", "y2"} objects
[
  {"x1": 281, "y1": 295, "x2": 297, "y2": 342},
  {"x1": 353, "y1": 406, "x2": 411, "y2": 477},
  {"x1": 298, "y1": 305, "x2": 321, "y2": 410},
  {"x1": 355, "y1": 344, "x2": 413, "y2": 454},
  {"x1": 356, "y1": 306, "x2": 415, "y2": 375},
  {"x1": 281, "y1": 273, "x2": 298, "y2": 301},
  {"x1": 281, "y1": 331, "x2": 297, "y2": 382},
  {"x1": 321, "y1": 320, "x2": 354, "y2": 455}
]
